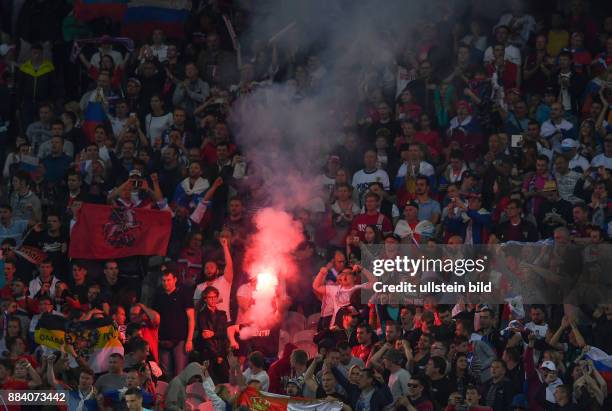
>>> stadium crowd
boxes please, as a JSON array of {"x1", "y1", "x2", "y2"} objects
[{"x1": 1, "y1": 0, "x2": 612, "y2": 410}]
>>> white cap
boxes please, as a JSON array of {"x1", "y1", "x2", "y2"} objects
[
  {"x1": 541, "y1": 360, "x2": 557, "y2": 371},
  {"x1": 561, "y1": 138, "x2": 579, "y2": 151}
]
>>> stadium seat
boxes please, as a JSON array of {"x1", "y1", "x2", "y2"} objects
[
  {"x1": 283, "y1": 311, "x2": 306, "y2": 333},
  {"x1": 292, "y1": 329, "x2": 316, "y2": 344},
  {"x1": 294, "y1": 340, "x2": 317, "y2": 359},
  {"x1": 306, "y1": 312, "x2": 321, "y2": 330}
]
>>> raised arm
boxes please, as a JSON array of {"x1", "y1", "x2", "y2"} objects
[
  {"x1": 313, "y1": 262, "x2": 332, "y2": 296},
  {"x1": 304, "y1": 355, "x2": 323, "y2": 393},
  {"x1": 221, "y1": 237, "x2": 233, "y2": 284},
  {"x1": 138, "y1": 303, "x2": 160, "y2": 327}
]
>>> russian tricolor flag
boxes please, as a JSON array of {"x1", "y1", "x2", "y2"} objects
[
  {"x1": 584, "y1": 346, "x2": 612, "y2": 393},
  {"x1": 82, "y1": 101, "x2": 107, "y2": 143},
  {"x1": 74, "y1": 0, "x2": 128, "y2": 22},
  {"x1": 121, "y1": 0, "x2": 191, "y2": 41}
]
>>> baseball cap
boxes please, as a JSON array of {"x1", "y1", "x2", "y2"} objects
[
  {"x1": 100, "y1": 35, "x2": 113, "y2": 44},
  {"x1": 541, "y1": 360, "x2": 557, "y2": 371},
  {"x1": 129, "y1": 169, "x2": 142, "y2": 178},
  {"x1": 561, "y1": 138, "x2": 579, "y2": 151},
  {"x1": 405, "y1": 200, "x2": 419, "y2": 210}
]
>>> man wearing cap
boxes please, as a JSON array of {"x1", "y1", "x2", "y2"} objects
[
  {"x1": 561, "y1": 138, "x2": 589, "y2": 172},
  {"x1": 524, "y1": 333, "x2": 563, "y2": 411},
  {"x1": 537, "y1": 180, "x2": 573, "y2": 239},
  {"x1": 443, "y1": 190, "x2": 491, "y2": 244}
]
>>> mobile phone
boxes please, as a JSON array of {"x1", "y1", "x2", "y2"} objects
[
  {"x1": 511, "y1": 134, "x2": 523, "y2": 148},
  {"x1": 132, "y1": 179, "x2": 141, "y2": 189}
]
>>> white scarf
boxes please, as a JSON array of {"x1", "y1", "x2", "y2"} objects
[
  {"x1": 76, "y1": 387, "x2": 95, "y2": 411},
  {"x1": 180, "y1": 177, "x2": 210, "y2": 196}
]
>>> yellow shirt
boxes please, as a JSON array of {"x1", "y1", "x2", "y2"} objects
[{"x1": 547, "y1": 30, "x2": 569, "y2": 56}]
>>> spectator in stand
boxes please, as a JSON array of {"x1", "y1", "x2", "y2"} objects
[{"x1": 153, "y1": 270, "x2": 195, "y2": 379}]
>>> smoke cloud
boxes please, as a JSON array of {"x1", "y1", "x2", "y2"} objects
[{"x1": 230, "y1": 0, "x2": 513, "y2": 335}]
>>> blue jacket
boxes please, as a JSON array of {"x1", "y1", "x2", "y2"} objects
[{"x1": 444, "y1": 208, "x2": 492, "y2": 244}]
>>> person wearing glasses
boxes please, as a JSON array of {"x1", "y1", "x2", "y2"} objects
[{"x1": 393, "y1": 375, "x2": 434, "y2": 411}]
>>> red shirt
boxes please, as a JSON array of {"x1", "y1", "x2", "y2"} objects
[
  {"x1": 2, "y1": 379, "x2": 29, "y2": 411},
  {"x1": 414, "y1": 130, "x2": 442, "y2": 158},
  {"x1": 140, "y1": 318, "x2": 159, "y2": 362},
  {"x1": 351, "y1": 344, "x2": 372, "y2": 363},
  {"x1": 350, "y1": 213, "x2": 393, "y2": 240}
]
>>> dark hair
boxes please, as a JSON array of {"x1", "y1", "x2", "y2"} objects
[
  {"x1": 124, "y1": 387, "x2": 143, "y2": 398},
  {"x1": 80, "y1": 368, "x2": 95, "y2": 378},
  {"x1": 0, "y1": 204, "x2": 12, "y2": 212},
  {"x1": 51, "y1": 119, "x2": 64, "y2": 129},
  {"x1": 248, "y1": 351, "x2": 265, "y2": 369},
  {"x1": 364, "y1": 192, "x2": 380, "y2": 202},
  {"x1": 337, "y1": 341, "x2": 351, "y2": 351},
  {"x1": 161, "y1": 269, "x2": 176, "y2": 278},
  {"x1": 491, "y1": 358, "x2": 507, "y2": 370},
  {"x1": 430, "y1": 356, "x2": 447, "y2": 375},
  {"x1": 290, "y1": 349, "x2": 308, "y2": 366},
  {"x1": 202, "y1": 286, "x2": 219, "y2": 298},
  {"x1": 13, "y1": 170, "x2": 30, "y2": 186},
  {"x1": 536, "y1": 154, "x2": 550, "y2": 163}
]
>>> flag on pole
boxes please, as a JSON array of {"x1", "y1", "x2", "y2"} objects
[
  {"x1": 237, "y1": 387, "x2": 343, "y2": 411},
  {"x1": 69, "y1": 203, "x2": 172, "y2": 259}
]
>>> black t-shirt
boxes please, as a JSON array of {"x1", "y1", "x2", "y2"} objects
[
  {"x1": 153, "y1": 286, "x2": 194, "y2": 341},
  {"x1": 428, "y1": 376, "x2": 452, "y2": 410}
]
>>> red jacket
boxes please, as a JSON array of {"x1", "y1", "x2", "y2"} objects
[{"x1": 267, "y1": 343, "x2": 297, "y2": 394}]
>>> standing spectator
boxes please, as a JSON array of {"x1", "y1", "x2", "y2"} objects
[
  {"x1": 128, "y1": 303, "x2": 160, "y2": 363},
  {"x1": 25, "y1": 103, "x2": 53, "y2": 153},
  {"x1": 153, "y1": 270, "x2": 195, "y2": 379},
  {"x1": 172, "y1": 63, "x2": 209, "y2": 117},
  {"x1": 10, "y1": 170, "x2": 41, "y2": 222},
  {"x1": 483, "y1": 26, "x2": 522, "y2": 66},
  {"x1": 480, "y1": 359, "x2": 516, "y2": 411},
  {"x1": 352, "y1": 150, "x2": 391, "y2": 207},
  {"x1": 94, "y1": 353, "x2": 127, "y2": 393},
  {"x1": 195, "y1": 286, "x2": 229, "y2": 383},
  {"x1": 17, "y1": 44, "x2": 55, "y2": 127}
]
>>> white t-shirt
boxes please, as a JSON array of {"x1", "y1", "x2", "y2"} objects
[
  {"x1": 194, "y1": 276, "x2": 232, "y2": 321},
  {"x1": 352, "y1": 169, "x2": 390, "y2": 205},
  {"x1": 388, "y1": 368, "x2": 412, "y2": 401},
  {"x1": 145, "y1": 112, "x2": 173, "y2": 144},
  {"x1": 325, "y1": 283, "x2": 367, "y2": 326}
]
